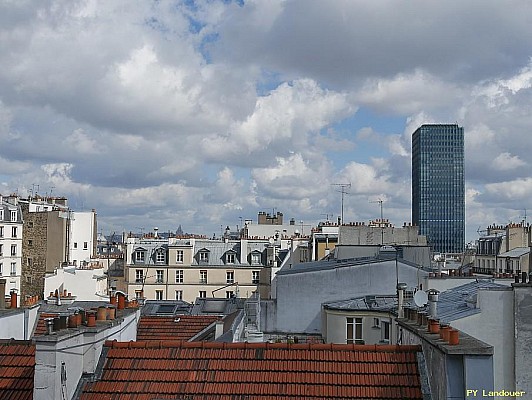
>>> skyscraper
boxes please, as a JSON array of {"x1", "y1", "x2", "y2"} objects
[{"x1": 412, "y1": 124, "x2": 465, "y2": 254}]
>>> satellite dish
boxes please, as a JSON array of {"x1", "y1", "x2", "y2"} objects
[{"x1": 414, "y1": 290, "x2": 428, "y2": 307}]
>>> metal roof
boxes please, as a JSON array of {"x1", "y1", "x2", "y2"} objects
[
  {"x1": 436, "y1": 279, "x2": 508, "y2": 323},
  {"x1": 498, "y1": 247, "x2": 529, "y2": 258}
]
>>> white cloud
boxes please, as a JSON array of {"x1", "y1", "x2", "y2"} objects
[{"x1": 492, "y1": 152, "x2": 526, "y2": 171}]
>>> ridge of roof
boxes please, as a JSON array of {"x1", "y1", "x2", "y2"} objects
[{"x1": 103, "y1": 340, "x2": 421, "y2": 352}]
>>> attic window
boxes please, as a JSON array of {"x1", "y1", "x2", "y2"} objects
[
  {"x1": 251, "y1": 253, "x2": 261, "y2": 264},
  {"x1": 135, "y1": 250, "x2": 145, "y2": 263},
  {"x1": 226, "y1": 252, "x2": 236, "y2": 264},
  {"x1": 155, "y1": 248, "x2": 166, "y2": 264},
  {"x1": 199, "y1": 251, "x2": 209, "y2": 263}
]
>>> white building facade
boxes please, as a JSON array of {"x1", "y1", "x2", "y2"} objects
[
  {"x1": 0, "y1": 195, "x2": 23, "y2": 296},
  {"x1": 68, "y1": 210, "x2": 97, "y2": 267}
]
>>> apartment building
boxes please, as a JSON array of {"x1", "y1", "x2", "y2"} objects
[
  {"x1": 475, "y1": 222, "x2": 531, "y2": 275},
  {"x1": 0, "y1": 195, "x2": 23, "y2": 296},
  {"x1": 125, "y1": 235, "x2": 276, "y2": 302}
]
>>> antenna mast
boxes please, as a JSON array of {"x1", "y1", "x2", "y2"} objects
[{"x1": 331, "y1": 183, "x2": 351, "y2": 224}]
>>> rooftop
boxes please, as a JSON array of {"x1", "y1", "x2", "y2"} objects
[
  {"x1": 0, "y1": 340, "x2": 35, "y2": 400},
  {"x1": 277, "y1": 254, "x2": 424, "y2": 276},
  {"x1": 437, "y1": 279, "x2": 508, "y2": 322},
  {"x1": 80, "y1": 341, "x2": 424, "y2": 399},
  {"x1": 137, "y1": 315, "x2": 220, "y2": 341}
]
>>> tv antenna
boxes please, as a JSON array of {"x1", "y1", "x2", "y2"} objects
[
  {"x1": 369, "y1": 198, "x2": 385, "y2": 221},
  {"x1": 331, "y1": 183, "x2": 351, "y2": 224}
]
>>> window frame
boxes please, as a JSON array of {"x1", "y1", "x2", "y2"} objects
[
  {"x1": 156, "y1": 269, "x2": 164, "y2": 283},
  {"x1": 199, "y1": 270, "x2": 208, "y2": 284},
  {"x1": 252, "y1": 270, "x2": 260, "y2": 284},
  {"x1": 135, "y1": 269, "x2": 144, "y2": 284},
  {"x1": 226, "y1": 271, "x2": 234, "y2": 284},
  {"x1": 176, "y1": 250, "x2": 184, "y2": 263},
  {"x1": 175, "y1": 269, "x2": 184, "y2": 283}
]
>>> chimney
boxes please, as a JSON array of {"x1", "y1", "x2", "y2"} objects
[
  {"x1": 10, "y1": 289, "x2": 18, "y2": 309},
  {"x1": 397, "y1": 283, "x2": 407, "y2": 318},
  {"x1": 428, "y1": 289, "x2": 440, "y2": 318},
  {"x1": 0, "y1": 279, "x2": 5, "y2": 309},
  {"x1": 154, "y1": 227, "x2": 159, "y2": 238},
  {"x1": 215, "y1": 320, "x2": 224, "y2": 339}
]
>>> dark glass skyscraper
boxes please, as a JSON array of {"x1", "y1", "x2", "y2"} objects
[{"x1": 412, "y1": 124, "x2": 465, "y2": 254}]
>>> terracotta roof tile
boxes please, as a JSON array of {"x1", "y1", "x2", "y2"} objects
[
  {"x1": 32, "y1": 313, "x2": 59, "y2": 337},
  {"x1": 80, "y1": 341, "x2": 423, "y2": 399},
  {"x1": 0, "y1": 341, "x2": 35, "y2": 400},
  {"x1": 136, "y1": 315, "x2": 219, "y2": 341}
]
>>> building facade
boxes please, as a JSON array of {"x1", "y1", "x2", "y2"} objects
[
  {"x1": 20, "y1": 197, "x2": 70, "y2": 299},
  {"x1": 125, "y1": 236, "x2": 275, "y2": 303},
  {"x1": 0, "y1": 195, "x2": 23, "y2": 296},
  {"x1": 412, "y1": 124, "x2": 465, "y2": 254},
  {"x1": 68, "y1": 210, "x2": 98, "y2": 267}
]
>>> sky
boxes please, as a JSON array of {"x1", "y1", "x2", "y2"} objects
[{"x1": 1, "y1": 0, "x2": 531, "y2": 242}]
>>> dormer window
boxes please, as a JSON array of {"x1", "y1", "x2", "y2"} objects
[
  {"x1": 198, "y1": 250, "x2": 209, "y2": 263},
  {"x1": 154, "y1": 248, "x2": 166, "y2": 264},
  {"x1": 134, "y1": 248, "x2": 146, "y2": 263},
  {"x1": 250, "y1": 251, "x2": 262, "y2": 265},
  {"x1": 225, "y1": 251, "x2": 236, "y2": 264},
  {"x1": 10, "y1": 211, "x2": 17, "y2": 222}
]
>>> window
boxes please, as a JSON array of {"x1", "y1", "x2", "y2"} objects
[
  {"x1": 11, "y1": 245, "x2": 16, "y2": 256},
  {"x1": 199, "y1": 291, "x2": 206, "y2": 298},
  {"x1": 252, "y1": 271, "x2": 260, "y2": 284},
  {"x1": 226, "y1": 271, "x2": 234, "y2": 284},
  {"x1": 155, "y1": 250, "x2": 166, "y2": 264},
  {"x1": 155, "y1": 290, "x2": 163, "y2": 300},
  {"x1": 11, "y1": 227, "x2": 17, "y2": 238},
  {"x1": 28, "y1": 239, "x2": 33, "y2": 247},
  {"x1": 226, "y1": 291, "x2": 234, "y2": 298},
  {"x1": 27, "y1": 221, "x2": 33, "y2": 228},
  {"x1": 226, "y1": 253, "x2": 236, "y2": 264},
  {"x1": 135, "y1": 251, "x2": 145, "y2": 263},
  {"x1": 11, "y1": 263, "x2": 16, "y2": 276},
  {"x1": 83, "y1": 242, "x2": 88, "y2": 250},
  {"x1": 0, "y1": 244, "x2": 2, "y2": 256},
  {"x1": 382, "y1": 321, "x2": 390, "y2": 343},
  {"x1": 26, "y1": 275, "x2": 32, "y2": 284},
  {"x1": 0, "y1": 263, "x2": 3, "y2": 276},
  {"x1": 175, "y1": 290, "x2": 183, "y2": 301},
  {"x1": 199, "y1": 251, "x2": 209, "y2": 263},
  {"x1": 135, "y1": 290, "x2": 143, "y2": 299},
  {"x1": 373, "y1": 318, "x2": 380, "y2": 328},
  {"x1": 175, "y1": 269, "x2": 184, "y2": 283},
  {"x1": 199, "y1": 270, "x2": 207, "y2": 284},
  {"x1": 346, "y1": 317, "x2": 363, "y2": 344},
  {"x1": 0, "y1": 226, "x2": 3, "y2": 238},
  {"x1": 74, "y1": 242, "x2": 78, "y2": 249},
  {"x1": 156, "y1": 270, "x2": 164, "y2": 283},
  {"x1": 135, "y1": 269, "x2": 144, "y2": 283},
  {"x1": 251, "y1": 253, "x2": 261, "y2": 264},
  {"x1": 10, "y1": 211, "x2": 16, "y2": 222},
  {"x1": 0, "y1": 209, "x2": 3, "y2": 220},
  {"x1": 176, "y1": 250, "x2": 184, "y2": 263},
  {"x1": 27, "y1": 258, "x2": 32, "y2": 266}
]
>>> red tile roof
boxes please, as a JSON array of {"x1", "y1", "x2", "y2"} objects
[
  {"x1": 0, "y1": 340, "x2": 36, "y2": 400},
  {"x1": 80, "y1": 341, "x2": 423, "y2": 399},
  {"x1": 33, "y1": 313, "x2": 59, "y2": 337},
  {"x1": 137, "y1": 315, "x2": 219, "y2": 341}
]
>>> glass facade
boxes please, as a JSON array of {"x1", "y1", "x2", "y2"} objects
[{"x1": 412, "y1": 124, "x2": 465, "y2": 253}]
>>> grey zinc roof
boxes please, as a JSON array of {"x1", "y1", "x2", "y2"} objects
[
  {"x1": 323, "y1": 295, "x2": 416, "y2": 313},
  {"x1": 436, "y1": 279, "x2": 508, "y2": 323},
  {"x1": 276, "y1": 254, "x2": 423, "y2": 276},
  {"x1": 193, "y1": 240, "x2": 241, "y2": 266},
  {"x1": 498, "y1": 247, "x2": 529, "y2": 258}
]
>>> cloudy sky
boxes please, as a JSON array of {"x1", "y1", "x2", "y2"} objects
[{"x1": 1, "y1": 0, "x2": 531, "y2": 241}]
